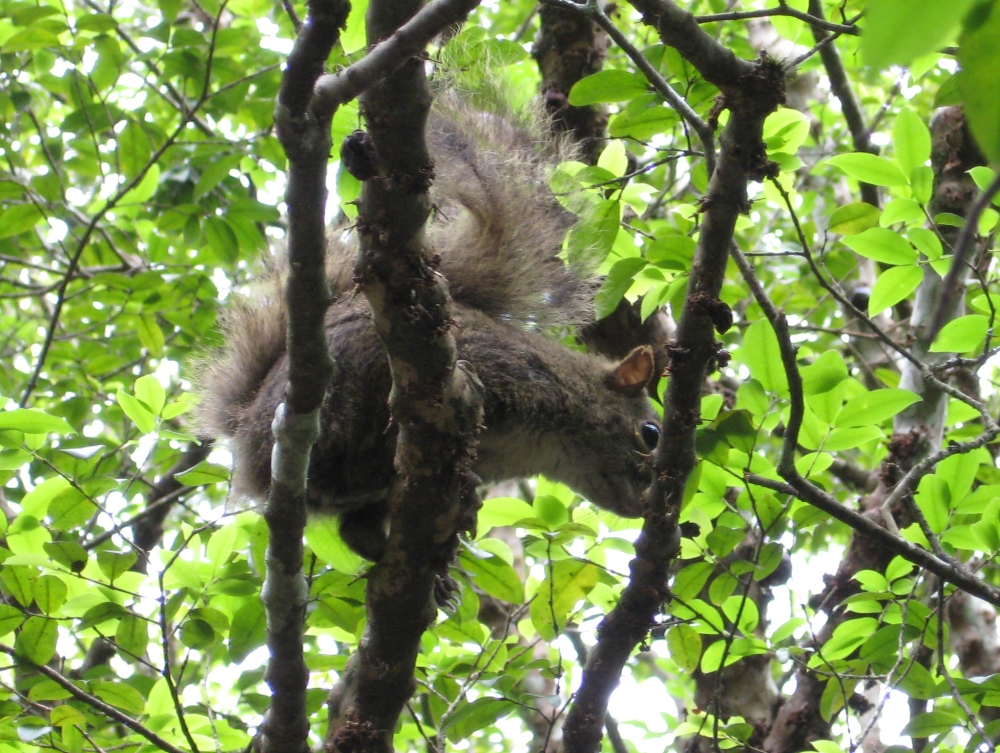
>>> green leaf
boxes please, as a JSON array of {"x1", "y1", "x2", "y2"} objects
[
  {"x1": 115, "y1": 389, "x2": 156, "y2": 434},
  {"x1": 50, "y1": 705, "x2": 87, "y2": 728},
  {"x1": 97, "y1": 550, "x2": 138, "y2": 582},
  {"x1": 175, "y1": 461, "x2": 230, "y2": 486},
  {"x1": 958, "y1": 2, "x2": 1000, "y2": 163},
  {"x1": 594, "y1": 257, "x2": 645, "y2": 319},
  {"x1": 0, "y1": 605, "x2": 24, "y2": 637},
  {"x1": 119, "y1": 164, "x2": 160, "y2": 205},
  {"x1": 0, "y1": 409, "x2": 73, "y2": 435},
  {"x1": 115, "y1": 614, "x2": 149, "y2": 659},
  {"x1": 835, "y1": 388, "x2": 921, "y2": 428},
  {"x1": 0, "y1": 204, "x2": 44, "y2": 239},
  {"x1": 801, "y1": 350, "x2": 849, "y2": 396},
  {"x1": 79, "y1": 601, "x2": 126, "y2": 630},
  {"x1": 823, "y1": 426, "x2": 883, "y2": 452},
  {"x1": 306, "y1": 518, "x2": 364, "y2": 573},
  {"x1": 565, "y1": 199, "x2": 619, "y2": 266},
  {"x1": 229, "y1": 598, "x2": 266, "y2": 662},
  {"x1": 666, "y1": 624, "x2": 701, "y2": 672},
  {"x1": 204, "y1": 216, "x2": 240, "y2": 263},
  {"x1": 821, "y1": 617, "x2": 879, "y2": 660},
  {"x1": 879, "y1": 198, "x2": 924, "y2": 227},
  {"x1": 909, "y1": 227, "x2": 943, "y2": 259},
  {"x1": 892, "y1": 108, "x2": 931, "y2": 175},
  {"x1": 180, "y1": 618, "x2": 217, "y2": 649},
  {"x1": 646, "y1": 234, "x2": 696, "y2": 270},
  {"x1": 133, "y1": 375, "x2": 166, "y2": 415},
  {"x1": 742, "y1": 320, "x2": 788, "y2": 395},
  {"x1": 609, "y1": 104, "x2": 678, "y2": 140},
  {"x1": 862, "y1": 0, "x2": 973, "y2": 69},
  {"x1": 0, "y1": 566, "x2": 34, "y2": 607},
  {"x1": 568, "y1": 70, "x2": 648, "y2": 105},
  {"x1": 934, "y1": 71, "x2": 964, "y2": 108},
  {"x1": 530, "y1": 560, "x2": 598, "y2": 640},
  {"x1": 16, "y1": 616, "x2": 58, "y2": 664},
  {"x1": 477, "y1": 497, "x2": 536, "y2": 532},
  {"x1": 92, "y1": 682, "x2": 145, "y2": 715},
  {"x1": 869, "y1": 265, "x2": 923, "y2": 314},
  {"x1": 194, "y1": 153, "x2": 243, "y2": 200},
  {"x1": 826, "y1": 153, "x2": 908, "y2": 187},
  {"x1": 841, "y1": 228, "x2": 917, "y2": 265},
  {"x1": 902, "y1": 710, "x2": 962, "y2": 737},
  {"x1": 32, "y1": 575, "x2": 66, "y2": 615},
  {"x1": 117, "y1": 120, "x2": 152, "y2": 181},
  {"x1": 460, "y1": 550, "x2": 524, "y2": 604},
  {"x1": 534, "y1": 494, "x2": 568, "y2": 528},
  {"x1": 911, "y1": 165, "x2": 934, "y2": 203},
  {"x1": 930, "y1": 314, "x2": 989, "y2": 353},
  {"x1": 672, "y1": 561, "x2": 714, "y2": 600},
  {"x1": 43, "y1": 542, "x2": 87, "y2": 572},
  {"x1": 442, "y1": 697, "x2": 517, "y2": 742},
  {"x1": 597, "y1": 140, "x2": 628, "y2": 179},
  {"x1": 48, "y1": 488, "x2": 97, "y2": 531},
  {"x1": 700, "y1": 640, "x2": 727, "y2": 673},
  {"x1": 914, "y1": 475, "x2": 950, "y2": 534},
  {"x1": 897, "y1": 661, "x2": 939, "y2": 700},
  {"x1": 827, "y1": 202, "x2": 880, "y2": 235},
  {"x1": 969, "y1": 166, "x2": 999, "y2": 194}
]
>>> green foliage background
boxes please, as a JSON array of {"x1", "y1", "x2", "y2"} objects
[{"x1": 0, "y1": 0, "x2": 999, "y2": 751}]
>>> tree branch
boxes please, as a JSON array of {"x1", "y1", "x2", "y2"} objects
[
  {"x1": 559, "y1": 5, "x2": 784, "y2": 749},
  {"x1": 695, "y1": 6, "x2": 859, "y2": 36},
  {"x1": 323, "y1": 1, "x2": 485, "y2": 751},
  {"x1": 262, "y1": 1, "x2": 350, "y2": 751},
  {"x1": 534, "y1": 1, "x2": 610, "y2": 164},
  {"x1": 0, "y1": 644, "x2": 189, "y2": 753},
  {"x1": 312, "y1": 0, "x2": 483, "y2": 119},
  {"x1": 541, "y1": 0, "x2": 715, "y2": 174}
]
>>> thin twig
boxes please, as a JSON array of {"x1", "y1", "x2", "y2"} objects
[
  {"x1": 0, "y1": 644, "x2": 188, "y2": 753},
  {"x1": 695, "y1": 5, "x2": 859, "y2": 35}
]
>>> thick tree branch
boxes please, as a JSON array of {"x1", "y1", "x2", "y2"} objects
[
  {"x1": 534, "y1": 1, "x2": 610, "y2": 164},
  {"x1": 627, "y1": 0, "x2": 754, "y2": 92},
  {"x1": 324, "y1": 1, "x2": 484, "y2": 751},
  {"x1": 541, "y1": 0, "x2": 715, "y2": 174},
  {"x1": 312, "y1": 0, "x2": 482, "y2": 119},
  {"x1": 263, "y1": 1, "x2": 350, "y2": 752},
  {"x1": 559, "y1": 6, "x2": 784, "y2": 748}
]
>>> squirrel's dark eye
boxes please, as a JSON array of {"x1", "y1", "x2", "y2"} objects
[{"x1": 641, "y1": 421, "x2": 660, "y2": 450}]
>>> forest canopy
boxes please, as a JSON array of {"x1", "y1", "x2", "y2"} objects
[{"x1": 1, "y1": 1, "x2": 1000, "y2": 753}]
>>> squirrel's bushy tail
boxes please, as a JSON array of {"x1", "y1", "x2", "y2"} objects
[{"x1": 197, "y1": 97, "x2": 593, "y2": 441}]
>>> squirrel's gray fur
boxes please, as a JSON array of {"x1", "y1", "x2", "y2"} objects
[{"x1": 197, "y1": 97, "x2": 658, "y2": 561}]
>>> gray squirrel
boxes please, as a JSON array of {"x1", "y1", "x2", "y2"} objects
[{"x1": 197, "y1": 98, "x2": 661, "y2": 561}]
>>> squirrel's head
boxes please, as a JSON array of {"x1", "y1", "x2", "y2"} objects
[{"x1": 559, "y1": 346, "x2": 659, "y2": 519}]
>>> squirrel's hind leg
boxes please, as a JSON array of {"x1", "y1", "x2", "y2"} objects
[{"x1": 337, "y1": 501, "x2": 389, "y2": 563}]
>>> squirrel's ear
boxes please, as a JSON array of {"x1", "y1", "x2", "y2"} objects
[{"x1": 606, "y1": 346, "x2": 655, "y2": 397}]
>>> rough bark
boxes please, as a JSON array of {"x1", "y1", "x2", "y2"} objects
[
  {"x1": 323, "y1": 1, "x2": 484, "y2": 751},
  {"x1": 534, "y1": 3, "x2": 609, "y2": 165},
  {"x1": 261, "y1": 2, "x2": 350, "y2": 751},
  {"x1": 558, "y1": 4, "x2": 784, "y2": 751}
]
